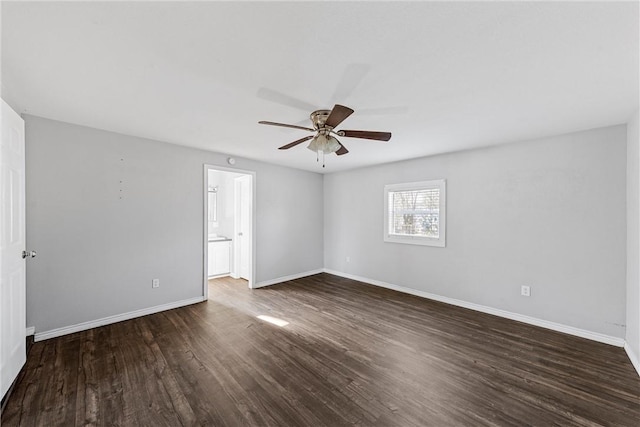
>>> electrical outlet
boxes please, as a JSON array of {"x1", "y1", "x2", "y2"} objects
[
  {"x1": 152, "y1": 279, "x2": 160, "y2": 288},
  {"x1": 346, "y1": 256, "x2": 350, "y2": 263},
  {"x1": 521, "y1": 285, "x2": 531, "y2": 297}
]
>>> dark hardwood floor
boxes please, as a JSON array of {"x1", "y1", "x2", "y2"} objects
[{"x1": 2, "y1": 273, "x2": 639, "y2": 426}]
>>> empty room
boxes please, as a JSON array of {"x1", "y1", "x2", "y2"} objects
[{"x1": 1, "y1": 1, "x2": 639, "y2": 426}]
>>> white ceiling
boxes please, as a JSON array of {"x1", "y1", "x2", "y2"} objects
[{"x1": 2, "y1": 1, "x2": 638, "y2": 173}]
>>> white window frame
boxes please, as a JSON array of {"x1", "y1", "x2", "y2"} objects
[{"x1": 384, "y1": 179, "x2": 446, "y2": 247}]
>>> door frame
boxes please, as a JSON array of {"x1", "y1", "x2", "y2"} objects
[{"x1": 202, "y1": 164, "x2": 256, "y2": 299}]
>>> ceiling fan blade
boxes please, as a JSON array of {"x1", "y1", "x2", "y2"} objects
[
  {"x1": 340, "y1": 130, "x2": 392, "y2": 141},
  {"x1": 336, "y1": 143, "x2": 349, "y2": 156},
  {"x1": 278, "y1": 135, "x2": 314, "y2": 150},
  {"x1": 357, "y1": 106, "x2": 409, "y2": 115},
  {"x1": 259, "y1": 121, "x2": 315, "y2": 132},
  {"x1": 257, "y1": 88, "x2": 319, "y2": 112},
  {"x1": 330, "y1": 64, "x2": 370, "y2": 104},
  {"x1": 325, "y1": 104, "x2": 354, "y2": 128}
]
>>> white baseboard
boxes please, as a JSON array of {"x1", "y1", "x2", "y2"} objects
[
  {"x1": 323, "y1": 269, "x2": 625, "y2": 348},
  {"x1": 34, "y1": 296, "x2": 205, "y2": 342},
  {"x1": 624, "y1": 343, "x2": 640, "y2": 376},
  {"x1": 25, "y1": 326, "x2": 35, "y2": 337},
  {"x1": 253, "y1": 269, "x2": 324, "y2": 289}
]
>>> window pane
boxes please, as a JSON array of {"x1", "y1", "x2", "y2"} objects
[{"x1": 390, "y1": 189, "x2": 439, "y2": 237}]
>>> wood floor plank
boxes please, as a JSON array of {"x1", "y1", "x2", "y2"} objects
[
  {"x1": 2, "y1": 273, "x2": 639, "y2": 426},
  {"x1": 27, "y1": 336, "x2": 80, "y2": 426}
]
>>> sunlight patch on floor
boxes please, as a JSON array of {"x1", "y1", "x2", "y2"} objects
[{"x1": 257, "y1": 315, "x2": 289, "y2": 327}]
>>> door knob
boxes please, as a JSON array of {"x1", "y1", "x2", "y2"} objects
[
  {"x1": 22, "y1": 250, "x2": 36, "y2": 259},
  {"x1": 238, "y1": 232, "x2": 243, "y2": 236}
]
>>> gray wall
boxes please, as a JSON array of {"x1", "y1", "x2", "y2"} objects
[
  {"x1": 25, "y1": 115, "x2": 324, "y2": 333},
  {"x1": 324, "y1": 126, "x2": 627, "y2": 338},
  {"x1": 627, "y1": 109, "x2": 640, "y2": 364}
]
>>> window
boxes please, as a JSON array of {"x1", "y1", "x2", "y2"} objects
[{"x1": 384, "y1": 179, "x2": 446, "y2": 247}]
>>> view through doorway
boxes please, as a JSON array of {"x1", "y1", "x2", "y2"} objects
[{"x1": 204, "y1": 165, "x2": 255, "y2": 298}]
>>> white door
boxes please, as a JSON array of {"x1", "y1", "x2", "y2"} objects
[
  {"x1": 0, "y1": 99, "x2": 26, "y2": 399},
  {"x1": 233, "y1": 175, "x2": 252, "y2": 282},
  {"x1": 238, "y1": 175, "x2": 251, "y2": 280}
]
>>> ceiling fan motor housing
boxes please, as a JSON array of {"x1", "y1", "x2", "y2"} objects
[{"x1": 310, "y1": 110, "x2": 332, "y2": 130}]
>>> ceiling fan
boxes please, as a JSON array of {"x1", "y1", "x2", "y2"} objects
[{"x1": 259, "y1": 104, "x2": 391, "y2": 167}]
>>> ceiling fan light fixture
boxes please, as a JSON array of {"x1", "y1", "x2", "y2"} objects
[
  {"x1": 325, "y1": 135, "x2": 341, "y2": 154},
  {"x1": 307, "y1": 134, "x2": 341, "y2": 154},
  {"x1": 307, "y1": 135, "x2": 321, "y2": 152}
]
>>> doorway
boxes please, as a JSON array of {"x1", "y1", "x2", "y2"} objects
[{"x1": 203, "y1": 165, "x2": 255, "y2": 299}]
